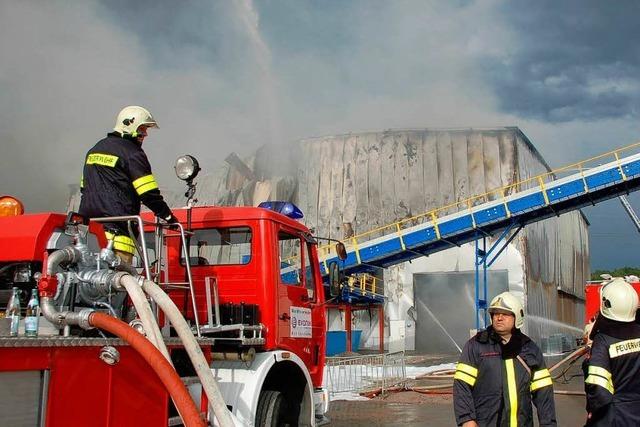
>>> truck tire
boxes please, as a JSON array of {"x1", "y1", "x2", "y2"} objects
[{"x1": 256, "y1": 390, "x2": 288, "y2": 427}]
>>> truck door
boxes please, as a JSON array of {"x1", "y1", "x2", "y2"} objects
[{"x1": 276, "y1": 230, "x2": 321, "y2": 370}]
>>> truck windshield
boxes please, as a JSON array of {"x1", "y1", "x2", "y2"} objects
[{"x1": 181, "y1": 227, "x2": 252, "y2": 266}]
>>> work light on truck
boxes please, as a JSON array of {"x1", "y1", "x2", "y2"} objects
[{"x1": 174, "y1": 154, "x2": 201, "y2": 182}]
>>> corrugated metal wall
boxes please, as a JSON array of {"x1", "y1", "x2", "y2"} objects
[{"x1": 297, "y1": 129, "x2": 522, "y2": 240}]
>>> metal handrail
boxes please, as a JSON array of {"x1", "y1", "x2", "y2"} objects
[
  {"x1": 90, "y1": 215, "x2": 201, "y2": 336},
  {"x1": 326, "y1": 351, "x2": 407, "y2": 396},
  {"x1": 91, "y1": 215, "x2": 152, "y2": 280}
]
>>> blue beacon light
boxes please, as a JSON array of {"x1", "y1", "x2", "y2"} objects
[{"x1": 258, "y1": 201, "x2": 304, "y2": 219}]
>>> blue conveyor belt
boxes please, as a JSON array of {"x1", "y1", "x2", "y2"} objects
[{"x1": 320, "y1": 151, "x2": 640, "y2": 279}]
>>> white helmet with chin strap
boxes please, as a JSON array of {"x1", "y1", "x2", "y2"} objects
[
  {"x1": 601, "y1": 277, "x2": 639, "y2": 322},
  {"x1": 113, "y1": 106, "x2": 159, "y2": 138},
  {"x1": 488, "y1": 292, "x2": 525, "y2": 329}
]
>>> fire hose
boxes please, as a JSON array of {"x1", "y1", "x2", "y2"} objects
[
  {"x1": 119, "y1": 274, "x2": 171, "y2": 363},
  {"x1": 121, "y1": 274, "x2": 235, "y2": 426},
  {"x1": 89, "y1": 312, "x2": 205, "y2": 427},
  {"x1": 141, "y1": 278, "x2": 236, "y2": 427},
  {"x1": 407, "y1": 346, "x2": 590, "y2": 396},
  {"x1": 549, "y1": 345, "x2": 589, "y2": 378}
]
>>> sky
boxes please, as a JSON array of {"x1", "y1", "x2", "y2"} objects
[{"x1": 1, "y1": 0, "x2": 639, "y2": 270}]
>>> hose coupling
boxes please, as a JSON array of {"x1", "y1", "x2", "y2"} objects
[
  {"x1": 99, "y1": 346, "x2": 120, "y2": 365},
  {"x1": 76, "y1": 309, "x2": 95, "y2": 330}
]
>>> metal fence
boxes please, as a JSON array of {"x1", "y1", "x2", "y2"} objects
[{"x1": 325, "y1": 351, "x2": 407, "y2": 396}]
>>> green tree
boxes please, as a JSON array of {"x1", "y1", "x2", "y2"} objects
[{"x1": 591, "y1": 267, "x2": 640, "y2": 281}]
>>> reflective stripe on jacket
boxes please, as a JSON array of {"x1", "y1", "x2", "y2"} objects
[
  {"x1": 453, "y1": 327, "x2": 557, "y2": 427},
  {"x1": 79, "y1": 132, "x2": 172, "y2": 234},
  {"x1": 584, "y1": 320, "x2": 640, "y2": 426}
]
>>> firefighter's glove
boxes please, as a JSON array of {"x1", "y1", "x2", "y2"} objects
[{"x1": 163, "y1": 214, "x2": 180, "y2": 231}]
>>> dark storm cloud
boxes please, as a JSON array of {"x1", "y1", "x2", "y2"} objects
[{"x1": 486, "y1": 0, "x2": 640, "y2": 122}]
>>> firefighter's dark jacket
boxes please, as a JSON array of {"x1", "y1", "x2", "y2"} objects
[
  {"x1": 79, "y1": 132, "x2": 172, "y2": 233},
  {"x1": 583, "y1": 315, "x2": 640, "y2": 426},
  {"x1": 453, "y1": 326, "x2": 557, "y2": 427}
]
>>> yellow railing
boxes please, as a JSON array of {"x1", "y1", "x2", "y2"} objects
[
  {"x1": 343, "y1": 273, "x2": 383, "y2": 297},
  {"x1": 319, "y1": 141, "x2": 640, "y2": 259}
]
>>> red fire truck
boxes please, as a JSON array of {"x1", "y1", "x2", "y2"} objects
[{"x1": 0, "y1": 158, "x2": 345, "y2": 427}]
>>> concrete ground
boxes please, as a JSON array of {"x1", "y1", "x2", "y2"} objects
[{"x1": 327, "y1": 353, "x2": 587, "y2": 427}]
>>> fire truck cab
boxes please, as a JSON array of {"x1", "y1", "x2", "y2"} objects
[{"x1": 146, "y1": 205, "x2": 329, "y2": 426}]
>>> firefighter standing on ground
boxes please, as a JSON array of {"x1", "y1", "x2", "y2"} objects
[
  {"x1": 583, "y1": 277, "x2": 640, "y2": 426},
  {"x1": 79, "y1": 106, "x2": 177, "y2": 263},
  {"x1": 453, "y1": 292, "x2": 557, "y2": 427}
]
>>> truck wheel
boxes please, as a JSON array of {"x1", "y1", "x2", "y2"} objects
[{"x1": 256, "y1": 390, "x2": 288, "y2": 427}]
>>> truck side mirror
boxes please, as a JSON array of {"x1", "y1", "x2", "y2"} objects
[
  {"x1": 328, "y1": 261, "x2": 343, "y2": 297},
  {"x1": 335, "y1": 242, "x2": 347, "y2": 260}
]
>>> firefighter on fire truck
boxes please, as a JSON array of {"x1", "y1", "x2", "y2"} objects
[
  {"x1": 583, "y1": 277, "x2": 640, "y2": 426},
  {"x1": 453, "y1": 291, "x2": 557, "y2": 427},
  {"x1": 78, "y1": 105, "x2": 178, "y2": 262}
]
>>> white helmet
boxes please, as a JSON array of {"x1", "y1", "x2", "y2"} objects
[
  {"x1": 113, "y1": 106, "x2": 159, "y2": 137},
  {"x1": 488, "y1": 292, "x2": 525, "y2": 329},
  {"x1": 601, "y1": 278, "x2": 639, "y2": 322}
]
